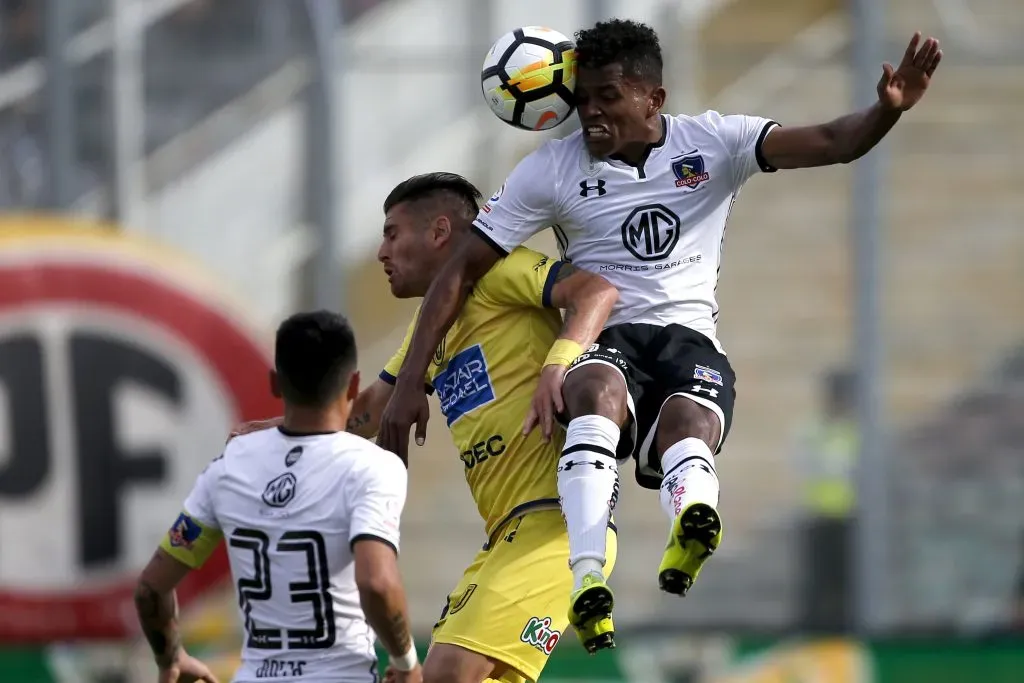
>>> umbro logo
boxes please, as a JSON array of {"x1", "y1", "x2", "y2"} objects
[{"x1": 579, "y1": 179, "x2": 607, "y2": 198}]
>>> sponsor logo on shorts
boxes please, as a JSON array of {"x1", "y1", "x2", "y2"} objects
[
  {"x1": 520, "y1": 616, "x2": 561, "y2": 655},
  {"x1": 448, "y1": 584, "x2": 477, "y2": 616},
  {"x1": 693, "y1": 365, "x2": 723, "y2": 386},
  {"x1": 167, "y1": 513, "x2": 203, "y2": 550}
]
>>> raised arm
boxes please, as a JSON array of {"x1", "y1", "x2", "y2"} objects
[
  {"x1": 525, "y1": 263, "x2": 618, "y2": 440},
  {"x1": 377, "y1": 232, "x2": 500, "y2": 461},
  {"x1": 761, "y1": 32, "x2": 941, "y2": 169},
  {"x1": 378, "y1": 151, "x2": 557, "y2": 461},
  {"x1": 548, "y1": 262, "x2": 618, "y2": 350},
  {"x1": 395, "y1": 234, "x2": 499, "y2": 396}
]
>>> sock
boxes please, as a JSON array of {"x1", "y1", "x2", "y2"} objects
[
  {"x1": 558, "y1": 415, "x2": 621, "y2": 591},
  {"x1": 658, "y1": 437, "x2": 719, "y2": 521}
]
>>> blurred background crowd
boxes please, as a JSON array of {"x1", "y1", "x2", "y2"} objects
[{"x1": 0, "y1": 1, "x2": 1021, "y2": 682}]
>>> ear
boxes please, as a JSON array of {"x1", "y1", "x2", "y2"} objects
[
  {"x1": 269, "y1": 369, "x2": 282, "y2": 399},
  {"x1": 346, "y1": 370, "x2": 361, "y2": 401},
  {"x1": 431, "y1": 214, "x2": 453, "y2": 246},
  {"x1": 649, "y1": 85, "x2": 667, "y2": 116}
]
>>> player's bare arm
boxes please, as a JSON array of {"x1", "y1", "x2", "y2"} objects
[
  {"x1": 227, "y1": 377, "x2": 392, "y2": 442},
  {"x1": 226, "y1": 416, "x2": 282, "y2": 442},
  {"x1": 761, "y1": 32, "x2": 941, "y2": 169},
  {"x1": 353, "y1": 538, "x2": 420, "y2": 680},
  {"x1": 346, "y1": 379, "x2": 394, "y2": 439},
  {"x1": 135, "y1": 549, "x2": 219, "y2": 683},
  {"x1": 379, "y1": 233, "x2": 500, "y2": 460},
  {"x1": 525, "y1": 264, "x2": 619, "y2": 440}
]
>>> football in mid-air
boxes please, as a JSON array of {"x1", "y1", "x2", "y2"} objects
[{"x1": 480, "y1": 26, "x2": 577, "y2": 131}]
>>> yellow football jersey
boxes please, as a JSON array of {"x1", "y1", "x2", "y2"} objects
[{"x1": 382, "y1": 246, "x2": 566, "y2": 539}]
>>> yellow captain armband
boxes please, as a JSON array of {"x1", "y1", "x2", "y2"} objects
[
  {"x1": 543, "y1": 339, "x2": 584, "y2": 368},
  {"x1": 159, "y1": 511, "x2": 224, "y2": 569}
]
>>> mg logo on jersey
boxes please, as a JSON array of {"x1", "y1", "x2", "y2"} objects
[
  {"x1": 621, "y1": 204, "x2": 681, "y2": 261},
  {"x1": 262, "y1": 472, "x2": 297, "y2": 508}
]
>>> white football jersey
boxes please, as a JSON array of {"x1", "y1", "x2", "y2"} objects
[
  {"x1": 474, "y1": 111, "x2": 779, "y2": 352},
  {"x1": 181, "y1": 428, "x2": 407, "y2": 683}
]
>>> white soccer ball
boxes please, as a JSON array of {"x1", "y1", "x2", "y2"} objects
[{"x1": 480, "y1": 26, "x2": 577, "y2": 131}]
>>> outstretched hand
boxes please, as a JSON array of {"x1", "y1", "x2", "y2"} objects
[{"x1": 877, "y1": 32, "x2": 942, "y2": 111}]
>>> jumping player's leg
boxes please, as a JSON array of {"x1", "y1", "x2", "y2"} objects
[
  {"x1": 560, "y1": 362, "x2": 628, "y2": 584},
  {"x1": 557, "y1": 337, "x2": 640, "y2": 652},
  {"x1": 654, "y1": 397, "x2": 725, "y2": 595},
  {"x1": 637, "y1": 325, "x2": 735, "y2": 596}
]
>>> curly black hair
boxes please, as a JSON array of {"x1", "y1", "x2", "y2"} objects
[{"x1": 575, "y1": 19, "x2": 663, "y2": 86}]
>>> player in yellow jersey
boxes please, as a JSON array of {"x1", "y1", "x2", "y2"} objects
[
  {"x1": 366, "y1": 173, "x2": 618, "y2": 683},
  {"x1": 232, "y1": 172, "x2": 620, "y2": 683}
]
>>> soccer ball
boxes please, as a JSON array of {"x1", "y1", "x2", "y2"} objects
[{"x1": 480, "y1": 26, "x2": 577, "y2": 131}]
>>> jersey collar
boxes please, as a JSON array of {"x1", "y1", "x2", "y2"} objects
[
  {"x1": 277, "y1": 426, "x2": 339, "y2": 437},
  {"x1": 607, "y1": 114, "x2": 668, "y2": 179}
]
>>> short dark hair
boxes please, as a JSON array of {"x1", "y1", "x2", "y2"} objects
[
  {"x1": 575, "y1": 19, "x2": 663, "y2": 86},
  {"x1": 274, "y1": 310, "x2": 357, "y2": 407},
  {"x1": 382, "y1": 172, "x2": 482, "y2": 222}
]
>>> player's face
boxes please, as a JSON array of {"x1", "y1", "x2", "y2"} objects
[
  {"x1": 576, "y1": 63, "x2": 662, "y2": 157},
  {"x1": 378, "y1": 205, "x2": 437, "y2": 298}
]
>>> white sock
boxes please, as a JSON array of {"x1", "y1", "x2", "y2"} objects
[
  {"x1": 558, "y1": 415, "x2": 621, "y2": 591},
  {"x1": 658, "y1": 437, "x2": 719, "y2": 521}
]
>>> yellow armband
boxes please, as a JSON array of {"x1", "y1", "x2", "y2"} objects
[
  {"x1": 159, "y1": 511, "x2": 223, "y2": 569},
  {"x1": 543, "y1": 339, "x2": 583, "y2": 368}
]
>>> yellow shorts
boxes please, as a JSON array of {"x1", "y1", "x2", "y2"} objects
[{"x1": 429, "y1": 509, "x2": 618, "y2": 683}]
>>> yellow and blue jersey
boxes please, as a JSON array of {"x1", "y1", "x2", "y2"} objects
[{"x1": 381, "y1": 246, "x2": 566, "y2": 539}]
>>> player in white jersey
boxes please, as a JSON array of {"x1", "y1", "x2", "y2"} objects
[
  {"x1": 379, "y1": 19, "x2": 942, "y2": 648},
  {"x1": 134, "y1": 311, "x2": 421, "y2": 683}
]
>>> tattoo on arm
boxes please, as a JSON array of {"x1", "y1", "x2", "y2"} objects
[
  {"x1": 388, "y1": 611, "x2": 412, "y2": 654},
  {"x1": 134, "y1": 581, "x2": 182, "y2": 668},
  {"x1": 346, "y1": 411, "x2": 372, "y2": 431}
]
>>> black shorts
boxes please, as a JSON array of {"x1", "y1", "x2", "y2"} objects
[{"x1": 563, "y1": 323, "x2": 737, "y2": 490}]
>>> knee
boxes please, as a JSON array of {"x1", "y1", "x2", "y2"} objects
[
  {"x1": 563, "y1": 365, "x2": 628, "y2": 425},
  {"x1": 422, "y1": 645, "x2": 494, "y2": 683},
  {"x1": 421, "y1": 651, "x2": 460, "y2": 683},
  {"x1": 655, "y1": 397, "x2": 720, "y2": 454}
]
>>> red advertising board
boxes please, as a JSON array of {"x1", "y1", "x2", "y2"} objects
[{"x1": 0, "y1": 219, "x2": 281, "y2": 642}]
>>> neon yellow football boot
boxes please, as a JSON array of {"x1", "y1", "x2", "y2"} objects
[
  {"x1": 568, "y1": 573, "x2": 616, "y2": 654},
  {"x1": 657, "y1": 502, "x2": 723, "y2": 596}
]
